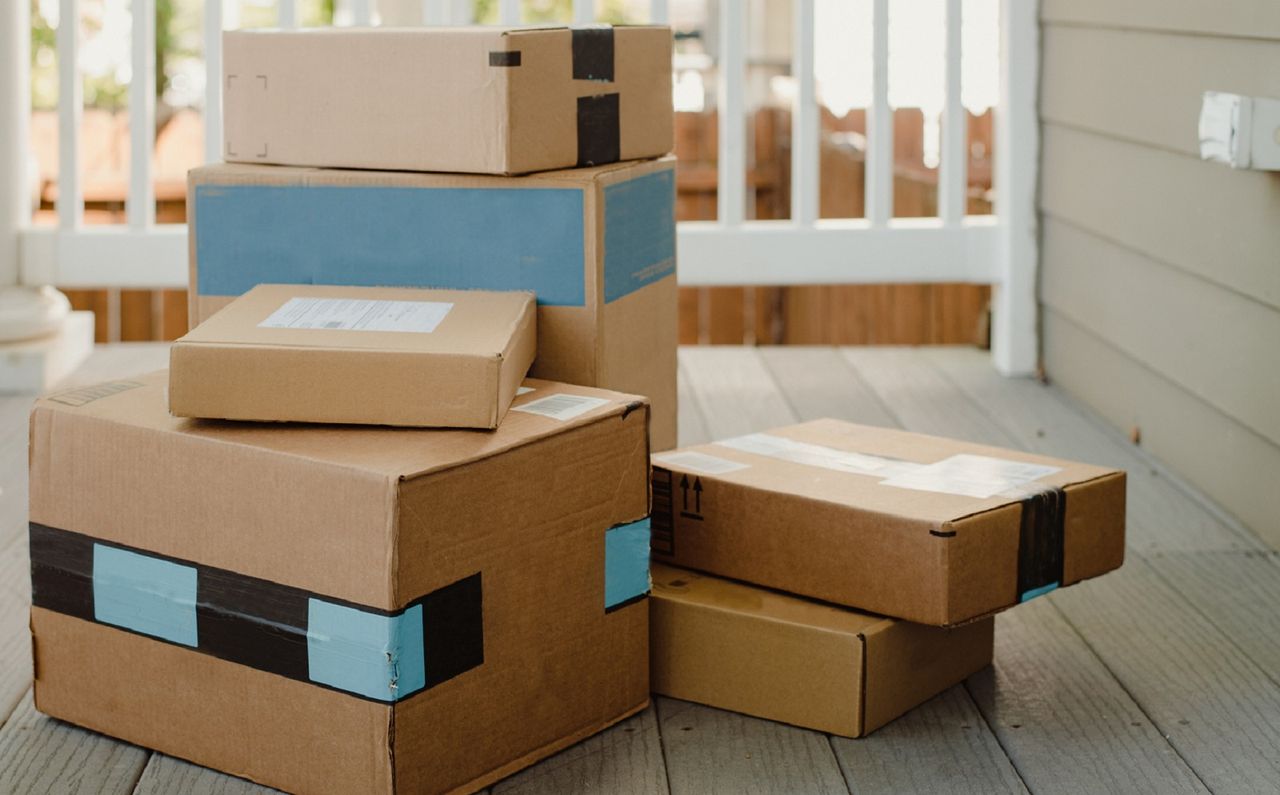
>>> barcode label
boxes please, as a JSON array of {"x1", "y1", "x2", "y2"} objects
[
  {"x1": 511, "y1": 393, "x2": 610, "y2": 421},
  {"x1": 651, "y1": 450, "x2": 750, "y2": 476},
  {"x1": 650, "y1": 468, "x2": 675, "y2": 555},
  {"x1": 259, "y1": 297, "x2": 453, "y2": 334}
]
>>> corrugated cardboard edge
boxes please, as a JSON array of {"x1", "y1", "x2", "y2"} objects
[
  {"x1": 494, "y1": 296, "x2": 538, "y2": 426},
  {"x1": 440, "y1": 699, "x2": 649, "y2": 795}
]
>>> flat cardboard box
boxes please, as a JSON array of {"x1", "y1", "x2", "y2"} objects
[
  {"x1": 650, "y1": 419, "x2": 1126, "y2": 626},
  {"x1": 170, "y1": 284, "x2": 536, "y2": 428},
  {"x1": 223, "y1": 25, "x2": 672, "y2": 175},
  {"x1": 187, "y1": 157, "x2": 677, "y2": 449},
  {"x1": 650, "y1": 564, "x2": 994, "y2": 737},
  {"x1": 28, "y1": 372, "x2": 652, "y2": 795}
]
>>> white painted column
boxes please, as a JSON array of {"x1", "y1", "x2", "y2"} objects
[
  {"x1": 992, "y1": 0, "x2": 1040, "y2": 375},
  {"x1": 866, "y1": 0, "x2": 892, "y2": 227},
  {"x1": 790, "y1": 0, "x2": 817, "y2": 227},
  {"x1": 939, "y1": 0, "x2": 966, "y2": 226},
  {"x1": 717, "y1": 0, "x2": 747, "y2": 227},
  {"x1": 0, "y1": 0, "x2": 31, "y2": 287}
]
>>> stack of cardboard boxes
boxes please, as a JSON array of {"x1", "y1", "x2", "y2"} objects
[{"x1": 26, "y1": 22, "x2": 1129, "y2": 795}]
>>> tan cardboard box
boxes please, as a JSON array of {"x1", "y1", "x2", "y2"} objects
[
  {"x1": 170, "y1": 284, "x2": 536, "y2": 428},
  {"x1": 650, "y1": 564, "x2": 994, "y2": 737},
  {"x1": 28, "y1": 372, "x2": 653, "y2": 795},
  {"x1": 187, "y1": 157, "x2": 677, "y2": 449},
  {"x1": 223, "y1": 25, "x2": 672, "y2": 175},
  {"x1": 650, "y1": 419, "x2": 1126, "y2": 626}
]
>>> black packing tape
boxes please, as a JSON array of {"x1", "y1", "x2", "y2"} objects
[
  {"x1": 489, "y1": 50, "x2": 522, "y2": 67},
  {"x1": 28, "y1": 522, "x2": 484, "y2": 703},
  {"x1": 572, "y1": 26, "x2": 615, "y2": 81},
  {"x1": 1015, "y1": 487, "x2": 1067, "y2": 600},
  {"x1": 577, "y1": 93, "x2": 621, "y2": 167},
  {"x1": 649, "y1": 467, "x2": 675, "y2": 555}
]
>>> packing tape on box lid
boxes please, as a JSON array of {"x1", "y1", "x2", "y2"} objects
[
  {"x1": 1012, "y1": 484, "x2": 1067, "y2": 602},
  {"x1": 604, "y1": 518, "x2": 651, "y2": 611},
  {"x1": 571, "y1": 26, "x2": 620, "y2": 166},
  {"x1": 28, "y1": 522, "x2": 483, "y2": 703}
]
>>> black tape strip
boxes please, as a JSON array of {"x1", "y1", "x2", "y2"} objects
[
  {"x1": 1015, "y1": 487, "x2": 1067, "y2": 600},
  {"x1": 649, "y1": 467, "x2": 675, "y2": 555},
  {"x1": 571, "y1": 26, "x2": 615, "y2": 81},
  {"x1": 604, "y1": 592, "x2": 649, "y2": 614},
  {"x1": 28, "y1": 522, "x2": 484, "y2": 703},
  {"x1": 577, "y1": 93, "x2": 621, "y2": 167},
  {"x1": 489, "y1": 51, "x2": 521, "y2": 67}
]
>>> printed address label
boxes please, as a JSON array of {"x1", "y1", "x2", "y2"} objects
[{"x1": 259, "y1": 297, "x2": 454, "y2": 334}]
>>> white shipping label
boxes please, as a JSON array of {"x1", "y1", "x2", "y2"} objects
[
  {"x1": 515, "y1": 386, "x2": 535, "y2": 396},
  {"x1": 879, "y1": 454, "x2": 1062, "y2": 499},
  {"x1": 511, "y1": 394, "x2": 610, "y2": 421},
  {"x1": 259, "y1": 297, "x2": 454, "y2": 334},
  {"x1": 652, "y1": 450, "x2": 750, "y2": 476},
  {"x1": 715, "y1": 433, "x2": 913, "y2": 478}
]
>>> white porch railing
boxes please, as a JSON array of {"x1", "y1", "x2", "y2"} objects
[{"x1": 1, "y1": 0, "x2": 1039, "y2": 375}]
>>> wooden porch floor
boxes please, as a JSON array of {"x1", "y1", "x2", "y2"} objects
[{"x1": 1, "y1": 344, "x2": 1277, "y2": 794}]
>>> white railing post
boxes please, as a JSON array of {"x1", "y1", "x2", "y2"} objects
[
  {"x1": 992, "y1": 0, "x2": 1039, "y2": 375},
  {"x1": 939, "y1": 0, "x2": 966, "y2": 226},
  {"x1": 649, "y1": 0, "x2": 668, "y2": 24},
  {"x1": 790, "y1": 0, "x2": 817, "y2": 227},
  {"x1": 717, "y1": 0, "x2": 746, "y2": 226},
  {"x1": 204, "y1": 0, "x2": 223, "y2": 164},
  {"x1": 128, "y1": 0, "x2": 156, "y2": 230},
  {"x1": 279, "y1": 0, "x2": 299, "y2": 28},
  {"x1": 573, "y1": 0, "x2": 594, "y2": 25},
  {"x1": 866, "y1": 0, "x2": 892, "y2": 227},
  {"x1": 498, "y1": 0, "x2": 520, "y2": 25},
  {"x1": 0, "y1": 0, "x2": 31, "y2": 286},
  {"x1": 58, "y1": 0, "x2": 83, "y2": 231}
]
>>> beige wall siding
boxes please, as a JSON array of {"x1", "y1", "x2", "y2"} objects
[{"x1": 1038, "y1": 6, "x2": 1280, "y2": 546}]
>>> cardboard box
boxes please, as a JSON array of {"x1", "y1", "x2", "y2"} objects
[
  {"x1": 28, "y1": 372, "x2": 653, "y2": 795},
  {"x1": 170, "y1": 284, "x2": 536, "y2": 428},
  {"x1": 650, "y1": 564, "x2": 994, "y2": 737},
  {"x1": 222, "y1": 25, "x2": 672, "y2": 175},
  {"x1": 650, "y1": 419, "x2": 1126, "y2": 626},
  {"x1": 187, "y1": 157, "x2": 677, "y2": 449}
]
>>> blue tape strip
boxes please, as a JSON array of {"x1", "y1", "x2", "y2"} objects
[
  {"x1": 604, "y1": 518, "x2": 651, "y2": 609},
  {"x1": 603, "y1": 170, "x2": 676, "y2": 303},
  {"x1": 1020, "y1": 581, "x2": 1060, "y2": 603},
  {"x1": 306, "y1": 599, "x2": 426, "y2": 702},
  {"x1": 92, "y1": 543, "x2": 198, "y2": 647},
  {"x1": 194, "y1": 184, "x2": 586, "y2": 306}
]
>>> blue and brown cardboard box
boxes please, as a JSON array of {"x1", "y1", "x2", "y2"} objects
[
  {"x1": 28, "y1": 373, "x2": 653, "y2": 794},
  {"x1": 187, "y1": 157, "x2": 679, "y2": 449}
]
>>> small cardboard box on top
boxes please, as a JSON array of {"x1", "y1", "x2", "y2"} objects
[
  {"x1": 169, "y1": 284, "x2": 536, "y2": 428},
  {"x1": 223, "y1": 25, "x2": 672, "y2": 175},
  {"x1": 650, "y1": 419, "x2": 1126, "y2": 626},
  {"x1": 28, "y1": 373, "x2": 653, "y2": 795},
  {"x1": 187, "y1": 157, "x2": 678, "y2": 449},
  {"x1": 650, "y1": 564, "x2": 994, "y2": 737}
]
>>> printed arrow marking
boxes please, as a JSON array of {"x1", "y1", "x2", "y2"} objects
[
  {"x1": 680, "y1": 474, "x2": 704, "y2": 521},
  {"x1": 680, "y1": 474, "x2": 690, "y2": 511},
  {"x1": 693, "y1": 477, "x2": 703, "y2": 513}
]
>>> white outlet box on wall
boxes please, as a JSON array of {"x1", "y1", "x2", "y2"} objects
[{"x1": 1199, "y1": 91, "x2": 1280, "y2": 170}]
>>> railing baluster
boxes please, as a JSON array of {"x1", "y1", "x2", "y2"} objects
[
  {"x1": 939, "y1": 0, "x2": 965, "y2": 225},
  {"x1": 866, "y1": 0, "x2": 891, "y2": 227},
  {"x1": 573, "y1": 0, "x2": 594, "y2": 25},
  {"x1": 499, "y1": 0, "x2": 520, "y2": 25},
  {"x1": 128, "y1": 0, "x2": 155, "y2": 229},
  {"x1": 790, "y1": 0, "x2": 817, "y2": 227},
  {"x1": 717, "y1": 0, "x2": 746, "y2": 227},
  {"x1": 57, "y1": 0, "x2": 83, "y2": 230},
  {"x1": 351, "y1": 0, "x2": 373, "y2": 26},
  {"x1": 1, "y1": 0, "x2": 31, "y2": 285},
  {"x1": 278, "y1": 0, "x2": 299, "y2": 28},
  {"x1": 203, "y1": 0, "x2": 223, "y2": 164},
  {"x1": 649, "y1": 0, "x2": 668, "y2": 24}
]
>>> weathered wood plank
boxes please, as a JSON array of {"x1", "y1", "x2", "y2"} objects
[
  {"x1": 922, "y1": 346, "x2": 1261, "y2": 553},
  {"x1": 492, "y1": 705, "x2": 668, "y2": 795},
  {"x1": 675, "y1": 353, "x2": 712, "y2": 447},
  {"x1": 1050, "y1": 558, "x2": 1280, "y2": 792},
  {"x1": 829, "y1": 685, "x2": 1027, "y2": 795},
  {"x1": 132, "y1": 754, "x2": 282, "y2": 795},
  {"x1": 1142, "y1": 550, "x2": 1280, "y2": 683},
  {"x1": 0, "y1": 538, "x2": 32, "y2": 723},
  {"x1": 756, "y1": 347, "x2": 898, "y2": 427},
  {"x1": 0, "y1": 691, "x2": 149, "y2": 794},
  {"x1": 677, "y1": 347, "x2": 796, "y2": 439},
  {"x1": 1040, "y1": 218, "x2": 1280, "y2": 448},
  {"x1": 967, "y1": 599, "x2": 1208, "y2": 794},
  {"x1": 1042, "y1": 309, "x2": 1280, "y2": 547},
  {"x1": 1040, "y1": 124, "x2": 1280, "y2": 311},
  {"x1": 656, "y1": 697, "x2": 848, "y2": 795}
]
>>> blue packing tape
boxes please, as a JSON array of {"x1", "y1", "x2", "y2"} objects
[{"x1": 604, "y1": 518, "x2": 651, "y2": 610}]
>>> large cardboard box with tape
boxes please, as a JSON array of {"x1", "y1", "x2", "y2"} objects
[
  {"x1": 28, "y1": 372, "x2": 653, "y2": 795},
  {"x1": 650, "y1": 565, "x2": 994, "y2": 737},
  {"x1": 650, "y1": 419, "x2": 1126, "y2": 626},
  {"x1": 187, "y1": 157, "x2": 677, "y2": 449},
  {"x1": 222, "y1": 25, "x2": 672, "y2": 175}
]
